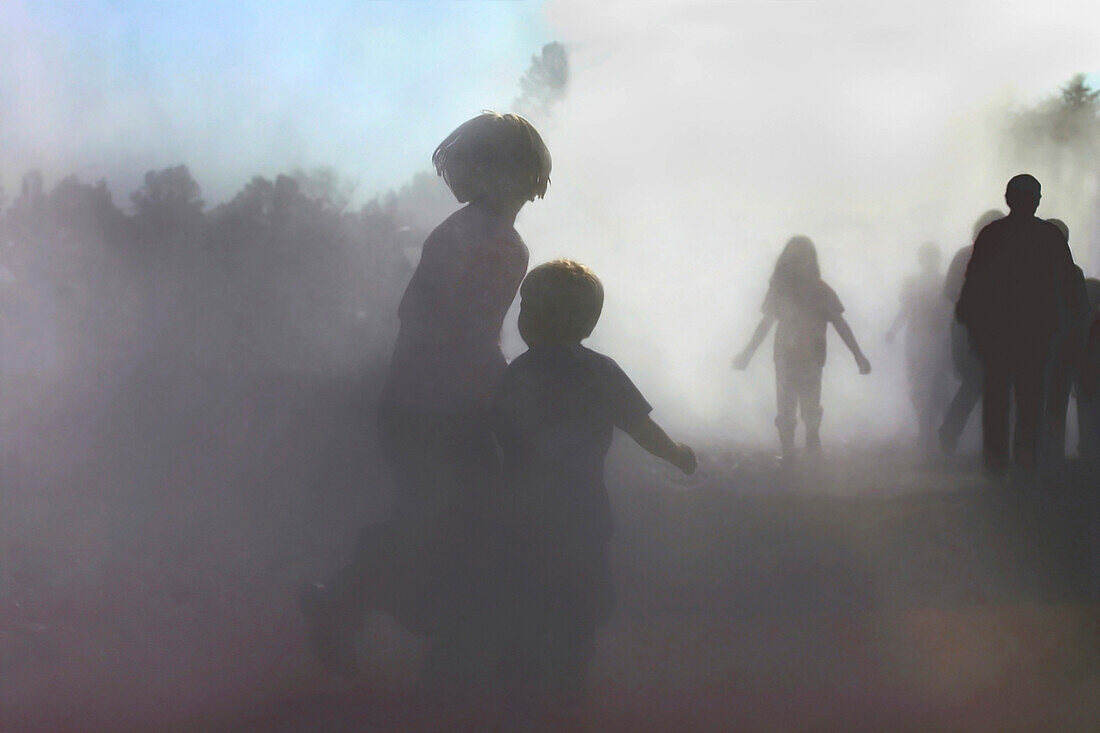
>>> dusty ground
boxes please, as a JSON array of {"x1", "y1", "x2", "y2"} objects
[{"x1": 2, "y1": 378, "x2": 1098, "y2": 731}]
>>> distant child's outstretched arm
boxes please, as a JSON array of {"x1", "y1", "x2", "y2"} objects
[
  {"x1": 884, "y1": 303, "x2": 910, "y2": 343},
  {"x1": 732, "y1": 314, "x2": 776, "y2": 370},
  {"x1": 832, "y1": 315, "x2": 871, "y2": 374},
  {"x1": 623, "y1": 416, "x2": 697, "y2": 474}
]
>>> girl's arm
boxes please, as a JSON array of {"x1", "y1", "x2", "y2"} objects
[
  {"x1": 623, "y1": 416, "x2": 697, "y2": 474},
  {"x1": 732, "y1": 314, "x2": 776, "y2": 369},
  {"x1": 832, "y1": 315, "x2": 872, "y2": 374}
]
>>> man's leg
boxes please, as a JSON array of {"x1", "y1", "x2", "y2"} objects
[
  {"x1": 982, "y1": 359, "x2": 1012, "y2": 477},
  {"x1": 1043, "y1": 357, "x2": 1073, "y2": 468},
  {"x1": 1014, "y1": 351, "x2": 1049, "y2": 475}
]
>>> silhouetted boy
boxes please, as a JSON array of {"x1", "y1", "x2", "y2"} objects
[
  {"x1": 886, "y1": 242, "x2": 952, "y2": 448},
  {"x1": 938, "y1": 210, "x2": 1004, "y2": 454},
  {"x1": 956, "y1": 175, "x2": 1076, "y2": 477},
  {"x1": 491, "y1": 260, "x2": 696, "y2": 724},
  {"x1": 733, "y1": 236, "x2": 871, "y2": 459}
]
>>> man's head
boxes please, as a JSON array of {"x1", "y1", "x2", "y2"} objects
[
  {"x1": 518, "y1": 259, "x2": 604, "y2": 346},
  {"x1": 432, "y1": 111, "x2": 552, "y2": 206},
  {"x1": 1004, "y1": 174, "x2": 1041, "y2": 214}
]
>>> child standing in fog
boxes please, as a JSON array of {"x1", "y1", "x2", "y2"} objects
[
  {"x1": 492, "y1": 260, "x2": 696, "y2": 725},
  {"x1": 733, "y1": 236, "x2": 871, "y2": 459}
]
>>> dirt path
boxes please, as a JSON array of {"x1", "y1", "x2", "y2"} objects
[{"x1": 3, "y1": 434, "x2": 1098, "y2": 731}]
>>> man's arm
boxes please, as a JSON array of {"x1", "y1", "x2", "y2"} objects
[{"x1": 623, "y1": 416, "x2": 697, "y2": 474}]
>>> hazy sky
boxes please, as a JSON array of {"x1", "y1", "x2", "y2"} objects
[{"x1": 0, "y1": 0, "x2": 551, "y2": 204}]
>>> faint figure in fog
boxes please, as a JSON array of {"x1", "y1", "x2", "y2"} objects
[
  {"x1": 1081, "y1": 279, "x2": 1100, "y2": 463},
  {"x1": 885, "y1": 242, "x2": 952, "y2": 450},
  {"x1": 955, "y1": 175, "x2": 1076, "y2": 477},
  {"x1": 1041, "y1": 219, "x2": 1091, "y2": 468},
  {"x1": 733, "y1": 236, "x2": 871, "y2": 461},
  {"x1": 938, "y1": 210, "x2": 1004, "y2": 455},
  {"x1": 492, "y1": 260, "x2": 696, "y2": 727},
  {"x1": 301, "y1": 112, "x2": 551, "y2": 715}
]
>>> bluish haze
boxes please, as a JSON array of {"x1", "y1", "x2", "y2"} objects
[{"x1": 0, "y1": 0, "x2": 550, "y2": 204}]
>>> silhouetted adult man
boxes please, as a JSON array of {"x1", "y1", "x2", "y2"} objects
[{"x1": 956, "y1": 175, "x2": 1075, "y2": 476}]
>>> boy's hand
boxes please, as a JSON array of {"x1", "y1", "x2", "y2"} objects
[
  {"x1": 731, "y1": 351, "x2": 751, "y2": 370},
  {"x1": 674, "y1": 443, "x2": 697, "y2": 475},
  {"x1": 856, "y1": 354, "x2": 871, "y2": 375}
]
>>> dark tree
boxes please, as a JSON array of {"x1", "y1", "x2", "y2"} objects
[
  {"x1": 131, "y1": 165, "x2": 204, "y2": 231},
  {"x1": 513, "y1": 41, "x2": 569, "y2": 122}
]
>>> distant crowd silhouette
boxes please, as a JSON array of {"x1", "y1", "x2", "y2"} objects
[{"x1": 301, "y1": 112, "x2": 1100, "y2": 728}]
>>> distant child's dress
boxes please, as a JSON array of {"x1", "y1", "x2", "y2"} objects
[{"x1": 763, "y1": 280, "x2": 843, "y2": 437}]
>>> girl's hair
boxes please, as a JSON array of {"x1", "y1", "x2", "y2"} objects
[
  {"x1": 432, "y1": 111, "x2": 552, "y2": 204},
  {"x1": 519, "y1": 259, "x2": 604, "y2": 343},
  {"x1": 768, "y1": 235, "x2": 820, "y2": 298}
]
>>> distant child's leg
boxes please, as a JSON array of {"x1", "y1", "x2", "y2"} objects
[
  {"x1": 940, "y1": 366, "x2": 982, "y2": 453},
  {"x1": 800, "y1": 363, "x2": 824, "y2": 454},
  {"x1": 775, "y1": 359, "x2": 798, "y2": 456}
]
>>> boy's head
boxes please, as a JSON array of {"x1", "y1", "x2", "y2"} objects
[
  {"x1": 518, "y1": 260, "x2": 604, "y2": 346},
  {"x1": 432, "y1": 112, "x2": 552, "y2": 205}
]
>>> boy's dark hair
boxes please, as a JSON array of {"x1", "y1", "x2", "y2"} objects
[
  {"x1": 432, "y1": 112, "x2": 552, "y2": 204},
  {"x1": 519, "y1": 259, "x2": 604, "y2": 344}
]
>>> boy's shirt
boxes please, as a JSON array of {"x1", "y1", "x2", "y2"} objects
[
  {"x1": 763, "y1": 279, "x2": 844, "y2": 366},
  {"x1": 492, "y1": 343, "x2": 652, "y2": 548}
]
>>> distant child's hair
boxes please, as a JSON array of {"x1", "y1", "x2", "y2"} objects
[
  {"x1": 519, "y1": 259, "x2": 604, "y2": 343},
  {"x1": 769, "y1": 235, "x2": 820, "y2": 296},
  {"x1": 432, "y1": 112, "x2": 552, "y2": 204}
]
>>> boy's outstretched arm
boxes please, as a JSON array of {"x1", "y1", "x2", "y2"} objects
[
  {"x1": 733, "y1": 314, "x2": 776, "y2": 369},
  {"x1": 623, "y1": 416, "x2": 697, "y2": 474},
  {"x1": 832, "y1": 315, "x2": 872, "y2": 374}
]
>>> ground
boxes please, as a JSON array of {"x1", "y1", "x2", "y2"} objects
[{"x1": 1, "y1": 375, "x2": 1098, "y2": 731}]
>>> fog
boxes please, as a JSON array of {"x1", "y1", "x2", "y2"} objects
[
  {"x1": 2, "y1": 2, "x2": 1099, "y2": 730},
  {"x1": 521, "y1": 0, "x2": 1100, "y2": 446}
]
